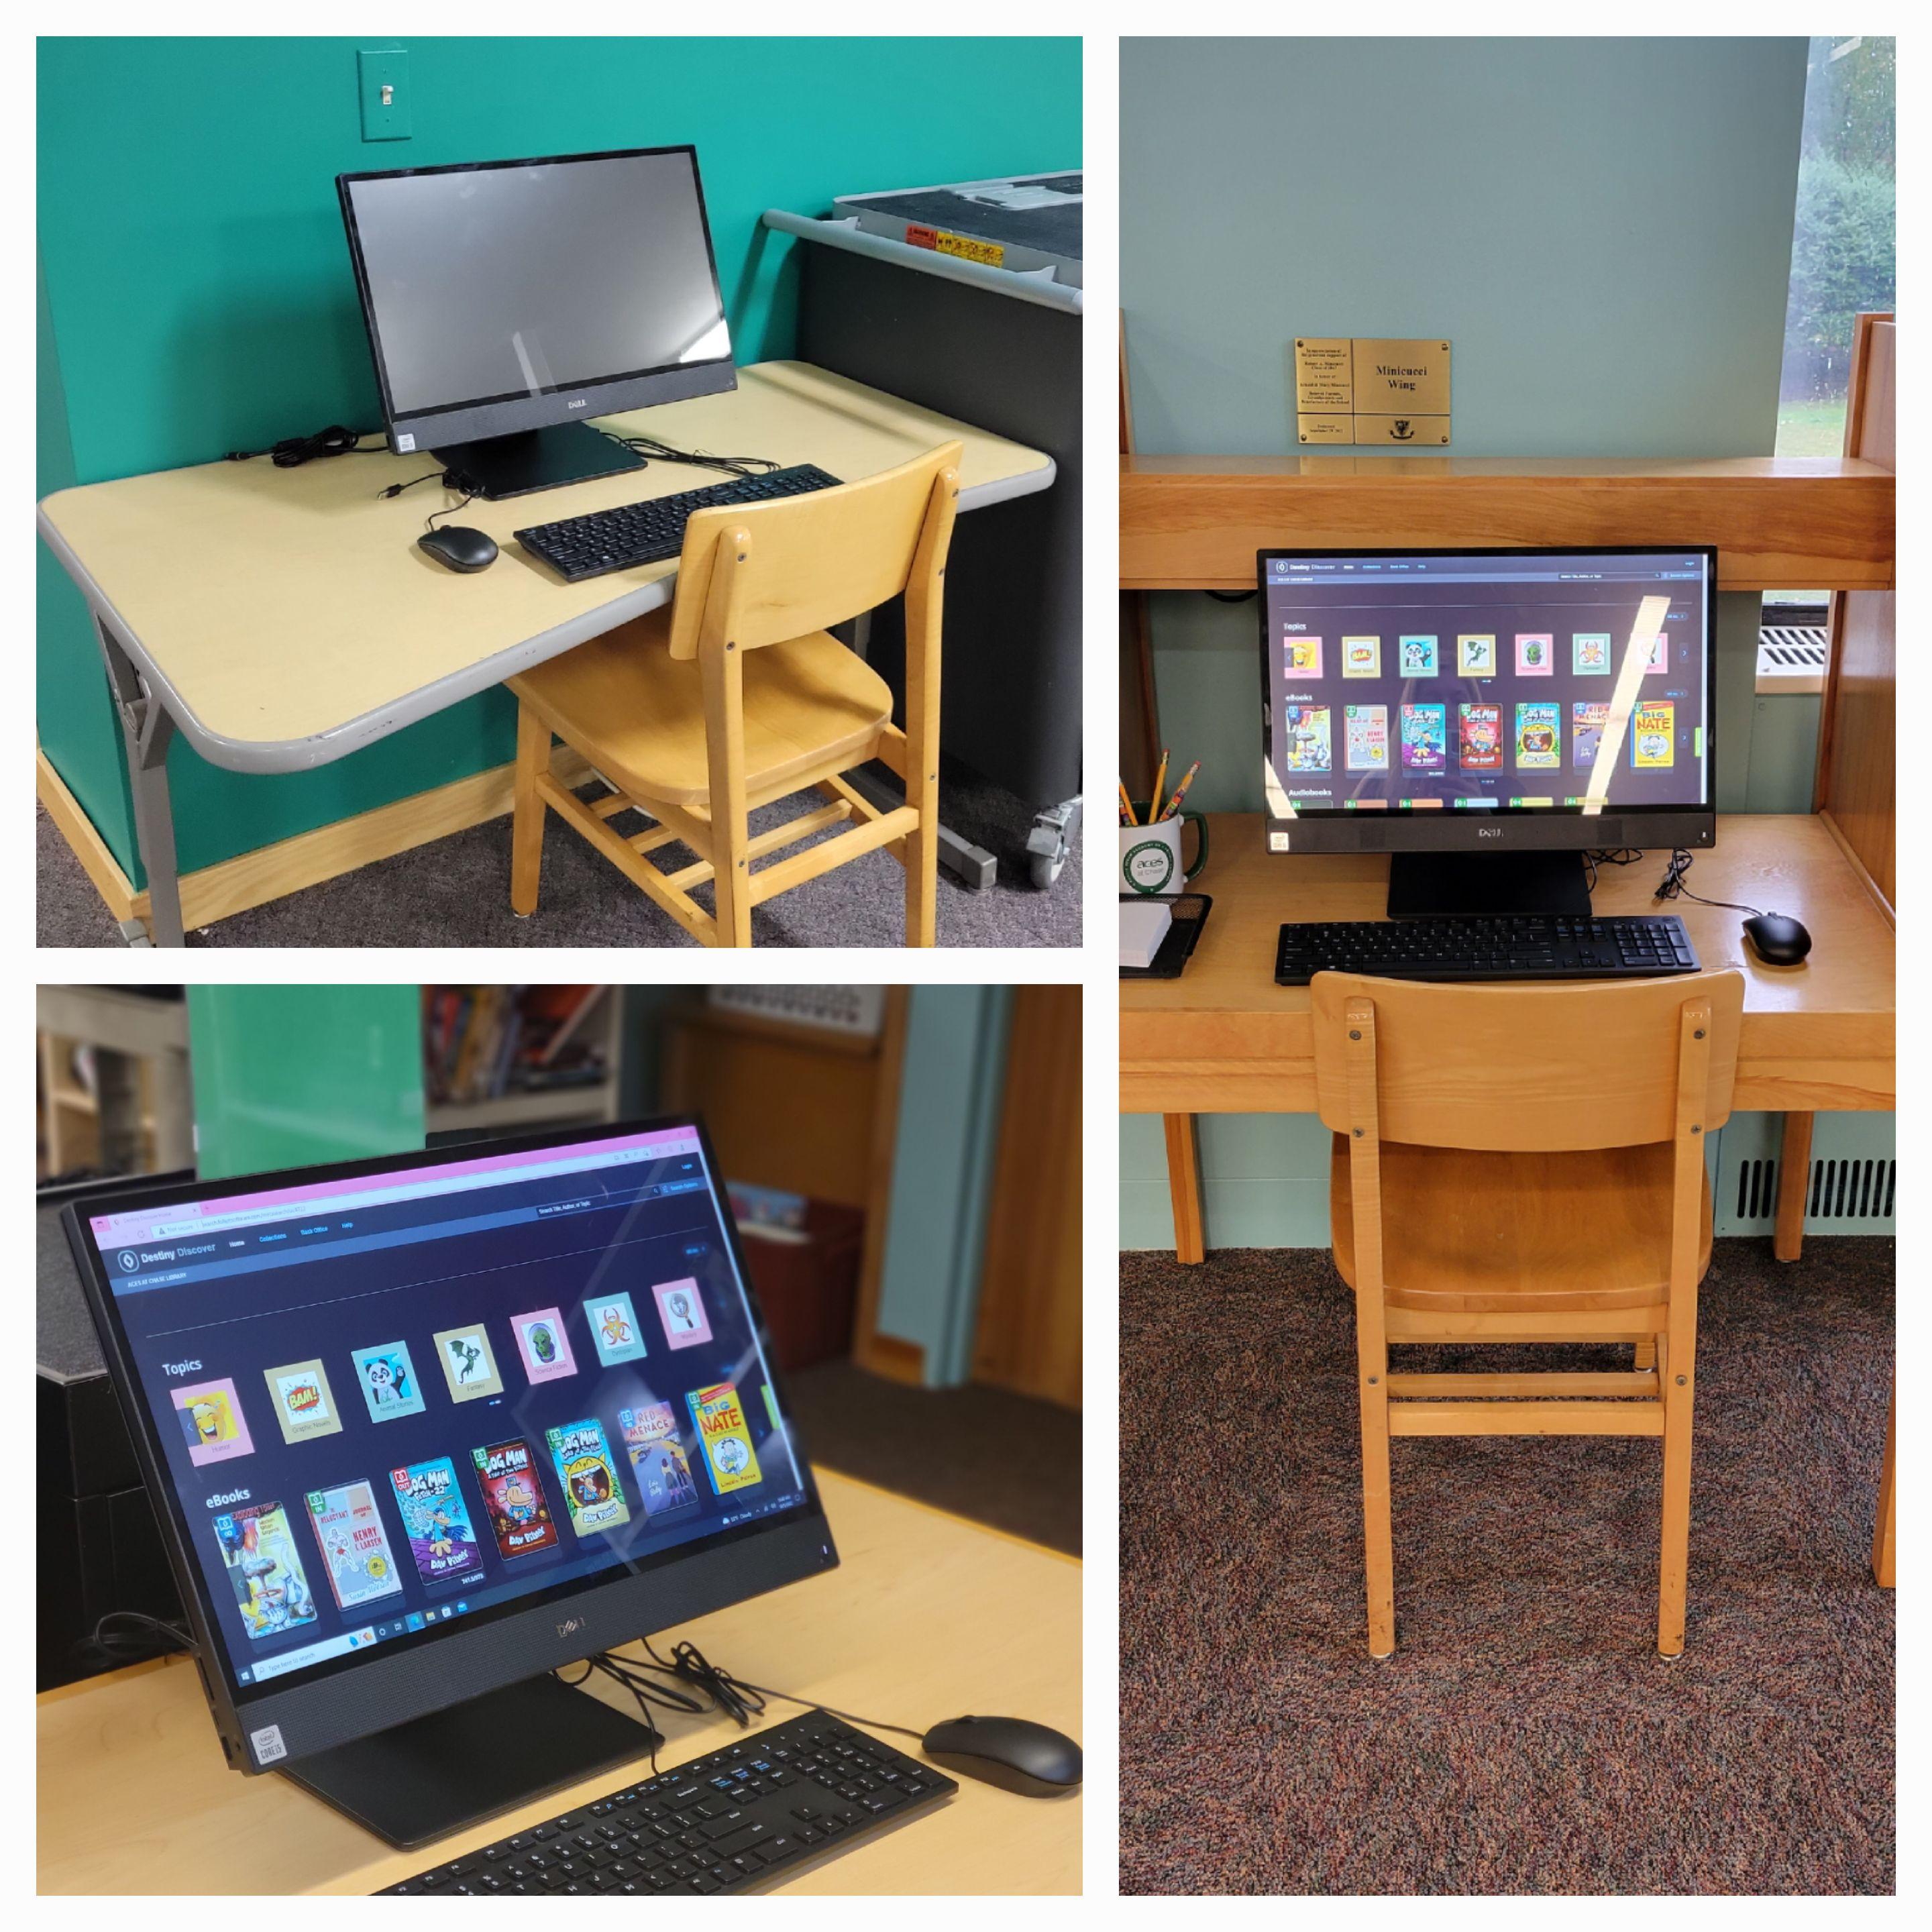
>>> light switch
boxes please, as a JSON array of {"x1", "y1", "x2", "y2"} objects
[{"x1": 358, "y1": 49, "x2": 411, "y2": 142}]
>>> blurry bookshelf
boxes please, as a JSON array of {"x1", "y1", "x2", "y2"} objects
[{"x1": 421, "y1": 986, "x2": 624, "y2": 1139}]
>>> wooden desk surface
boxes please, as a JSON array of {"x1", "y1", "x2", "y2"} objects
[
  {"x1": 38, "y1": 362, "x2": 1053, "y2": 768},
  {"x1": 1121, "y1": 814, "x2": 1894, "y2": 1116},
  {"x1": 36, "y1": 1471, "x2": 1081, "y2": 1896}
]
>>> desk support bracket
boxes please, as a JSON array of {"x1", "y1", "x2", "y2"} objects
[{"x1": 94, "y1": 615, "x2": 183, "y2": 947}]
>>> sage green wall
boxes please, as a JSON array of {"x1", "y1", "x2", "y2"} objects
[
  {"x1": 186, "y1": 985, "x2": 425, "y2": 1179},
  {"x1": 38, "y1": 36, "x2": 1081, "y2": 884},
  {"x1": 1120, "y1": 36, "x2": 1815, "y2": 1250}
]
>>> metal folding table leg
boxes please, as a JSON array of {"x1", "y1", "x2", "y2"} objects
[{"x1": 94, "y1": 616, "x2": 184, "y2": 947}]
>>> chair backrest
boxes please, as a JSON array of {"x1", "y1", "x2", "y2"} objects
[
  {"x1": 1310, "y1": 971, "x2": 1746, "y2": 1151},
  {"x1": 664, "y1": 441, "x2": 963, "y2": 661}
]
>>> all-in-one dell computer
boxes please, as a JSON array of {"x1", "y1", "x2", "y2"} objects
[
  {"x1": 337, "y1": 146, "x2": 737, "y2": 499},
  {"x1": 64, "y1": 1114, "x2": 1058, "y2": 1888},
  {"x1": 1260, "y1": 545, "x2": 1721, "y2": 982}
]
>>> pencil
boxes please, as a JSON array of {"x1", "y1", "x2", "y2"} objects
[
  {"x1": 1118, "y1": 781, "x2": 1138, "y2": 826},
  {"x1": 1150, "y1": 747, "x2": 1171, "y2": 822},
  {"x1": 1159, "y1": 762, "x2": 1201, "y2": 819}
]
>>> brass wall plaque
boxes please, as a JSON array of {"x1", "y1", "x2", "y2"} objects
[
  {"x1": 1291, "y1": 336, "x2": 1450, "y2": 445},
  {"x1": 1293, "y1": 337, "x2": 1354, "y2": 411},
  {"x1": 1352, "y1": 339, "x2": 1452, "y2": 415}
]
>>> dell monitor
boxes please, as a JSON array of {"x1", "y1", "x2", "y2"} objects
[
  {"x1": 64, "y1": 1115, "x2": 834, "y2": 1847},
  {"x1": 1259, "y1": 545, "x2": 1719, "y2": 916},
  {"x1": 337, "y1": 146, "x2": 736, "y2": 499}
]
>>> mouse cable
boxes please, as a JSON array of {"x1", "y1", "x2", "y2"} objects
[
  {"x1": 1653, "y1": 848, "x2": 1768, "y2": 919},
  {"x1": 225, "y1": 424, "x2": 386, "y2": 466},
  {"x1": 378, "y1": 468, "x2": 479, "y2": 532}
]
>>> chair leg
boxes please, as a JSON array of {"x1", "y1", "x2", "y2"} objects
[
  {"x1": 905, "y1": 768, "x2": 939, "y2": 948},
  {"x1": 1356, "y1": 1324, "x2": 1396, "y2": 1658},
  {"x1": 1657, "y1": 1330, "x2": 1696, "y2": 1657},
  {"x1": 710, "y1": 813, "x2": 753, "y2": 947},
  {"x1": 510, "y1": 701, "x2": 549, "y2": 916}
]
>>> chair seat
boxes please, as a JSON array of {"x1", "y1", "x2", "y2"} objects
[
  {"x1": 508, "y1": 605, "x2": 893, "y2": 809},
  {"x1": 1330, "y1": 1135, "x2": 1713, "y2": 1312}
]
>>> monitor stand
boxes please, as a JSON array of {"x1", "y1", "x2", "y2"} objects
[
  {"x1": 432, "y1": 421, "x2": 647, "y2": 501},
  {"x1": 1387, "y1": 849, "x2": 1593, "y2": 920},
  {"x1": 279, "y1": 1671, "x2": 659, "y2": 1851}
]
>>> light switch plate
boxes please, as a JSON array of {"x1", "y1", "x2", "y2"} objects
[{"x1": 358, "y1": 49, "x2": 411, "y2": 142}]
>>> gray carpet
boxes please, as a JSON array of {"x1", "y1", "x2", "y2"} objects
[
  {"x1": 36, "y1": 759, "x2": 1080, "y2": 949},
  {"x1": 1120, "y1": 1238, "x2": 1894, "y2": 1894}
]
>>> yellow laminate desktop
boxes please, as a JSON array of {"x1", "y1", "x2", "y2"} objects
[{"x1": 36, "y1": 1470, "x2": 1082, "y2": 1896}]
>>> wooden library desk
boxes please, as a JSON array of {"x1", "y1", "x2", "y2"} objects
[{"x1": 36, "y1": 1471, "x2": 1081, "y2": 1895}]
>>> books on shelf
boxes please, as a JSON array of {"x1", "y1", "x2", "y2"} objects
[{"x1": 422, "y1": 986, "x2": 611, "y2": 1107}]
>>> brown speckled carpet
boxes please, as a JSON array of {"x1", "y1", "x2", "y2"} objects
[{"x1": 1120, "y1": 1238, "x2": 1894, "y2": 1894}]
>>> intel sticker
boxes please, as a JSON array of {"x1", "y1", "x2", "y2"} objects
[
  {"x1": 251, "y1": 1724, "x2": 288, "y2": 1766},
  {"x1": 396, "y1": 433, "x2": 416, "y2": 453}
]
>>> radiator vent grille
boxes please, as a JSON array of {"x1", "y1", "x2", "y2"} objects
[
  {"x1": 1809, "y1": 1157, "x2": 1896, "y2": 1223},
  {"x1": 1755, "y1": 625, "x2": 1829, "y2": 694},
  {"x1": 1735, "y1": 1157, "x2": 1778, "y2": 1222}
]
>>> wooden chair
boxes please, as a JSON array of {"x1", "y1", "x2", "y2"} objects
[
  {"x1": 1311, "y1": 969, "x2": 1746, "y2": 1659},
  {"x1": 506, "y1": 441, "x2": 961, "y2": 947}
]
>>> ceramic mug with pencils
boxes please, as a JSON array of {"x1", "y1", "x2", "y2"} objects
[{"x1": 1119, "y1": 803, "x2": 1208, "y2": 895}]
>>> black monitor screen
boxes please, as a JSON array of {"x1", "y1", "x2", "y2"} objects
[
  {"x1": 341, "y1": 147, "x2": 731, "y2": 421},
  {"x1": 80, "y1": 1124, "x2": 809, "y2": 1699},
  {"x1": 1261, "y1": 549, "x2": 1716, "y2": 820}
]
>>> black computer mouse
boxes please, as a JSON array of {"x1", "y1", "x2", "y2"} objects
[
  {"x1": 417, "y1": 525, "x2": 498, "y2": 572},
  {"x1": 1743, "y1": 912, "x2": 1813, "y2": 966},
  {"x1": 922, "y1": 1715, "x2": 1083, "y2": 1798}
]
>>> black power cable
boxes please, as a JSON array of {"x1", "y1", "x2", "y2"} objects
[
  {"x1": 594, "y1": 427, "x2": 779, "y2": 481},
  {"x1": 225, "y1": 425, "x2": 385, "y2": 466},
  {"x1": 1653, "y1": 847, "x2": 1772, "y2": 919}
]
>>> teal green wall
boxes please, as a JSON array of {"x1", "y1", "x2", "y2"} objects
[
  {"x1": 38, "y1": 36, "x2": 1081, "y2": 884},
  {"x1": 875, "y1": 987, "x2": 1014, "y2": 1387},
  {"x1": 1120, "y1": 36, "x2": 1826, "y2": 1250},
  {"x1": 187, "y1": 985, "x2": 425, "y2": 1179}
]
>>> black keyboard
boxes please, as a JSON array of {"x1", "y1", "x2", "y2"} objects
[
  {"x1": 515, "y1": 465, "x2": 843, "y2": 582},
  {"x1": 1275, "y1": 914, "x2": 1699, "y2": 985},
  {"x1": 378, "y1": 1709, "x2": 955, "y2": 1896}
]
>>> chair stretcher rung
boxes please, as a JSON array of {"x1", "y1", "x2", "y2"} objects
[
  {"x1": 1385, "y1": 1371, "x2": 1660, "y2": 1399},
  {"x1": 1387, "y1": 1400, "x2": 1665, "y2": 1437}
]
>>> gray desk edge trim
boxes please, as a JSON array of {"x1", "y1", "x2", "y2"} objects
[
  {"x1": 36, "y1": 452, "x2": 1053, "y2": 776},
  {"x1": 761, "y1": 209, "x2": 1084, "y2": 315}
]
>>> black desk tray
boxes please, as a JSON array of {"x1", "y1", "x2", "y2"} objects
[{"x1": 1120, "y1": 893, "x2": 1212, "y2": 979}]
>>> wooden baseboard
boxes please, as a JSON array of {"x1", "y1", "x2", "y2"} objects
[
  {"x1": 40, "y1": 744, "x2": 592, "y2": 936},
  {"x1": 36, "y1": 748, "x2": 138, "y2": 923},
  {"x1": 853, "y1": 1331, "x2": 928, "y2": 1385}
]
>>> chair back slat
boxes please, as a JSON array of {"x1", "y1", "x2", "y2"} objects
[
  {"x1": 1311, "y1": 971, "x2": 1746, "y2": 1150},
  {"x1": 665, "y1": 441, "x2": 963, "y2": 660}
]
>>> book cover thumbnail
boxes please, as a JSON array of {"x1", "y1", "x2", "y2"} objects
[
  {"x1": 1397, "y1": 635, "x2": 1438, "y2": 676},
  {"x1": 586, "y1": 1291, "x2": 648, "y2": 1366},
  {"x1": 510, "y1": 1307, "x2": 578, "y2": 1385},
  {"x1": 305, "y1": 1479, "x2": 405, "y2": 1611},
  {"x1": 1458, "y1": 634, "x2": 1496, "y2": 676},
  {"x1": 1572, "y1": 701, "x2": 1610, "y2": 768},
  {"x1": 546, "y1": 1418, "x2": 633, "y2": 1536},
  {"x1": 213, "y1": 1499, "x2": 317, "y2": 1640},
  {"x1": 1515, "y1": 633, "x2": 1554, "y2": 676},
  {"x1": 686, "y1": 1383, "x2": 764, "y2": 1497},
  {"x1": 1399, "y1": 704, "x2": 1446, "y2": 771},
  {"x1": 1282, "y1": 704, "x2": 1332, "y2": 771},
  {"x1": 1458, "y1": 704, "x2": 1502, "y2": 771},
  {"x1": 1283, "y1": 634, "x2": 1323, "y2": 677},
  {"x1": 1344, "y1": 705, "x2": 1387, "y2": 771},
  {"x1": 472, "y1": 1437, "x2": 561, "y2": 1559},
  {"x1": 618, "y1": 1402, "x2": 704, "y2": 1521},
  {"x1": 652, "y1": 1279, "x2": 713, "y2": 1351},
  {"x1": 1515, "y1": 703, "x2": 1561, "y2": 769},
  {"x1": 1572, "y1": 633, "x2": 1611, "y2": 674},
  {"x1": 1633, "y1": 700, "x2": 1675, "y2": 767},
  {"x1": 388, "y1": 1456, "x2": 486, "y2": 1588}
]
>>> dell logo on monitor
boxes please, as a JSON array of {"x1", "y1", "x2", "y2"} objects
[
  {"x1": 1477, "y1": 826, "x2": 1502, "y2": 839},
  {"x1": 566, "y1": 398, "x2": 587, "y2": 410}
]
